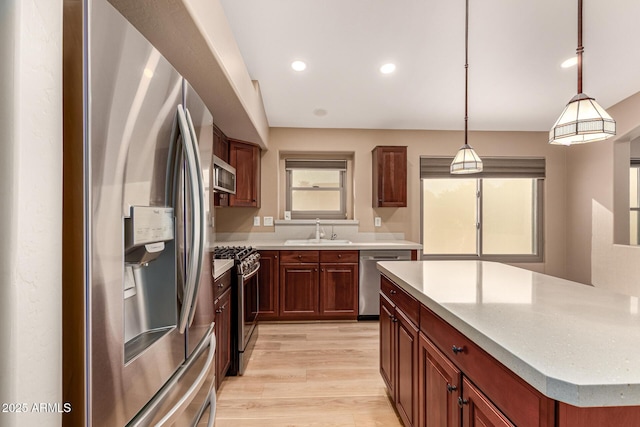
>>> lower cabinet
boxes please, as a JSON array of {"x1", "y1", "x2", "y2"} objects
[
  {"x1": 380, "y1": 283, "x2": 419, "y2": 427},
  {"x1": 461, "y1": 377, "x2": 514, "y2": 427},
  {"x1": 214, "y1": 286, "x2": 231, "y2": 388},
  {"x1": 257, "y1": 250, "x2": 279, "y2": 320},
  {"x1": 418, "y1": 333, "x2": 461, "y2": 427},
  {"x1": 277, "y1": 250, "x2": 358, "y2": 320},
  {"x1": 381, "y1": 275, "x2": 552, "y2": 427}
]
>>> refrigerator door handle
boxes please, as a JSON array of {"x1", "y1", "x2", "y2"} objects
[
  {"x1": 184, "y1": 107, "x2": 206, "y2": 328},
  {"x1": 175, "y1": 105, "x2": 202, "y2": 334}
]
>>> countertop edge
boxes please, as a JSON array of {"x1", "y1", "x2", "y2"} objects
[
  {"x1": 213, "y1": 259, "x2": 234, "y2": 279},
  {"x1": 210, "y1": 240, "x2": 422, "y2": 251},
  {"x1": 376, "y1": 261, "x2": 640, "y2": 408}
]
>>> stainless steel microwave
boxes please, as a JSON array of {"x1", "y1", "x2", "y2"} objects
[{"x1": 213, "y1": 155, "x2": 236, "y2": 194}]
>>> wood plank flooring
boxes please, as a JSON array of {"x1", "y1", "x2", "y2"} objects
[{"x1": 214, "y1": 321, "x2": 403, "y2": 427}]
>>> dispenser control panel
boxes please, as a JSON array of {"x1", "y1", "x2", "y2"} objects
[{"x1": 125, "y1": 206, "x2": 174, "y2": 248}]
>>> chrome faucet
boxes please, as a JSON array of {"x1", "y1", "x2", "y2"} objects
[{"x1": 315, "y1": 218, "x2": 325, "y2": 241}]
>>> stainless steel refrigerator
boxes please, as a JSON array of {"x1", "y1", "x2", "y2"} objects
[{"x1": 62, "y1": 0, "x2": 217, "y2": 425}]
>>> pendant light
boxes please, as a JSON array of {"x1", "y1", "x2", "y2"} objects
[
  {"x1": 549, "y1": 0, "x2": 615, "y2": 145},
  {"x1": 451, "y1": 0, "x2": 483, "y2": 174}
]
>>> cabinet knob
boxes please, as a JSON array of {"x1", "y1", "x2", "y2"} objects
[
  {"x1": 338, "y1": 254, "x2": 342, "y2": 258},
  {"x1": 215, "y1": 308, "x2": 222, "y2": 314},
  {"x1": 446, "y1": 384, "x2": 457, "y2": 393},
  {"x1": 321, "y1": 268, "x2": 324, "y2": 272},
  {"x1": 275, "y1": 255, "x2": 278, "y2": 259},
  {"x1": 390, "y1": 289, "x2": 397, "y2": 295},
  {"x1": 452, "y1": 345, "x2": 465, "y2": 355},
  {"x1": 314, "y1": 268, "x2": 318, "y2": 272},
  {"x1": 458, "y1": 397, "x2": 469, "y2": 407},
  {"x1": 392, "y1": 317, "x2": 398, "y2": 323},
  {"x1": 298, "y1": 255, "x2": 302, "y2": 259}
]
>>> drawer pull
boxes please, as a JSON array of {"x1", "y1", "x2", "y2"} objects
[
  {"x1": 390, "y1": 290, "x2": 397, "y2": 295},
  {"x1": 457, "y1": 397, "x2": 469, "y2": 407},
  {"x1": 392, "y1": 317, "x2": 398, "y2": 323},
  {"x1": 452, "y1": 345, "x2": 465, "y2": 354},
  {"x1": 446, "y1": 384, "x2": 457, "y2": 393}
]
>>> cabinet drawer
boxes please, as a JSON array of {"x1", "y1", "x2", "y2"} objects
[
  {"x1": 380, "y1": 275, "x2": 419, "y2": 326},
  {"x1": 213, "y1": 269, "x2": 231, "y2": 299},
  {"x1": 420, "y1": 305, "x2": 553, "y2": 427},
  {"x1": 319, "y1": 250, "x2": 358, "y2": 263},
  {"x1": 279, "y1": 250, "x2": 320, "y2": 263}
]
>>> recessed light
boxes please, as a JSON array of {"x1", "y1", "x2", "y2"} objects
[
  {"x1": 291, "y1": 60, "x2": 307, "y2": 72},
  {"x1": 379, "y1": 63, "x2": 396, "y2": 74},
  {"x1": 561, "y1": 56, "x2": 578, "y2": 68},
  {"x1": 143, "y1": 68, "x2": 154, "y2": 78}
]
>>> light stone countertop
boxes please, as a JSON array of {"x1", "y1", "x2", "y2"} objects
[
  {"x1": 213, "y1": 259, "x2": 234, "y2": 279},
  {"x1": 376, "y1": 260, "x2": 640, "y2": 408},
  {"x1": 210, "y1": 239, "x2": 422, "y2": 251}
]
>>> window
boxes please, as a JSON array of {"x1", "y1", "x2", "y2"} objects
[
  {"x1": 420, "y1": 157, "x2": 544, "y2": 262},
  {"x1": 630, "y1": 161, "x2": 640, "y2": 245},
  {"x1": 285, "y1": 159, "x2": 347, "y2": 219}
]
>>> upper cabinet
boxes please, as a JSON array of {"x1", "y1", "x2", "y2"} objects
[
  {"x1": 229, "y1": 139, "x2": 261, "y2": 208},
  {"x1": 212, "y1": 125, "x2": 229, "y2": 163},
  {"x1": 372, "y1": 146, "x2": 407, "y2": 207}
]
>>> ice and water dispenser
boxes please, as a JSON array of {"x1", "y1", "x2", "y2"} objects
[{"x1": 123, "y1": 206, "x2": 177, "y2": 363}]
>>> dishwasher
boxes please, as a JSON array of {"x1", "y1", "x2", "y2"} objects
[{"x1": 359, "y1": 250, "x2": 412, "y2": 318}]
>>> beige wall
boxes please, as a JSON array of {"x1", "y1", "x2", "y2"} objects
[
  {"x1": 216, "y1": 127, "x2": 568, "y2": 278},
  {"x1": 565, "y1": 91, "x2": 640, "y2": 288}
]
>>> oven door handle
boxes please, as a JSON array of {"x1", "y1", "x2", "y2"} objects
[{"x1": 242, "y1": 265, "x2": 260, "y2": 281}]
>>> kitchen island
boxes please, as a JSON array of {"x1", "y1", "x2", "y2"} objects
[{"x1": 377, "y1": 260, "x2": 640, "y2": 427}]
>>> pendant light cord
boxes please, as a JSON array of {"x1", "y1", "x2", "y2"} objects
[
  {"x1": 464, "y1": 0, "x2": 469, "y2": 146},
  {"x1": 577, "y1": 0, "x2": 583, "y2": 94}
]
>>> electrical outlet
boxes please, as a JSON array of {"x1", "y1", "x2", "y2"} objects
[
  {"x1": 374, "y1": 217, "x2": 382, "y2": 227},
  {"x1": 253, "y1": 216, "x2": 261, "y2": 226},
  {"x1": 264, "y1": 216, "x2": 274, "y2": 226},
  {"x1": 284, "y1": 211, "x2": 291, "y2": 220}
]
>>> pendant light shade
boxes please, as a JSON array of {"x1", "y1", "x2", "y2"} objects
[
  {"x1": 451, "y1": 143, "x2": 483, "y2": 174},
  {"x1": 450, "y1": 0, "x2": 482, "y2": 175},
  {"x1": 549, "y1": 0, "x2": 615, "y2": 146},
  {"x1": 549, "y1": 93, "x2": 616, "y2": 145}
]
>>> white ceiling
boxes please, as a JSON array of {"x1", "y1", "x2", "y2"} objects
[{"x1": 219, "y1": 0, "x2": 640, "y2": 133}]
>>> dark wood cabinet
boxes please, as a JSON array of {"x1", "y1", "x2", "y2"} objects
[
  {"x1": 229, "y1": 139, "x2": 261, "y2": 208},
  {"x1": 213, "y1": 270, "x2": 232, "y2": 388},
  {"x1": 319, "y1": 250, "x2": 358, "y2": 318},
  {"x1": 461, "y1": 377, "x2": 514, "y2": 427},
  {"x1": 279, "y1": 263, "x2": 319, "y2": 317},
  {"x1": 372, "y1": 145, "x2": 407, "y2": 207},
  {"x1": 277, "y1": 250, "x2": 358, "y2": 320},
  {"x1": 257, "y1": 250, "x2": 279, "y2": 320},
  {"x1": 379, "y1": 276, "x2": 419, "y2": 427},
  {"x1": 418, "y1": 332, "x2": 461, "y2": 427},
  {"x1": 212, "y1": 125, "x2": 229, "y2": 162},
  {"x1": 380, "y1": 295, "x2": 395, "y2": 393}
]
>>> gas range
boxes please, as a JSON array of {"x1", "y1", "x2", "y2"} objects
[{"x1": 213, "y1": 246, "x2": 260, "y2": 278}]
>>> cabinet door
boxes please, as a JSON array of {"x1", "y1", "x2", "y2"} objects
[
  {"x1": 229, "y1": 139, "x2": 260, "y2": 207},
  {"x1": 379, "y1": 294, "x2": 395, "y2": 396},
  {"x1": 212, "y1": 125, "x2": 229, "y2": 162},
  {"x1": 373, "y1": 146, "x2": 407, "y2": 207},
  {"x1": 419, "y1": 332, "x2": 461, "y2": 427},
  {"x1": 461, "y1": 377, "x2": 514, "y2": 427},
  {"x1": 319, "y1": 262, "x2": 358, "y2": 319},
  {"x1": 396, "y1": 308, "x2": 419, "y2": 427},
  {"x1": 214, "y1": 287, "x2": 232, "y2": 387},
  {"x1": 258, "y1": 251, "x2": 279, "y2": 320},
  {"x1": 279, "y1": 263, "x2": 319, "y2": 317}
]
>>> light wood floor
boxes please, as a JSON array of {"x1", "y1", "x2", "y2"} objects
[{"x1": 214, "y1": 321, "x2": 403, "y2": 427}]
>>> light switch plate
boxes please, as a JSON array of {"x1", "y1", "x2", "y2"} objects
[
  {"x1": 284, "y1": 211, "x2": 291, "y2": 220},
  {"x1": 374, "y1": 217, "x2": 382, "y2": 227},
  {"x1": 253, "y1": 216, "x2": 261, "y2": 226},
  {"x1": 264, "y1": 216, "x2": 274, "y2": 226}
]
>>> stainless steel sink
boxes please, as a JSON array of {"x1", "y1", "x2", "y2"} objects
[{"x1": 284, "y1": 239, "x2": 352, "y2": 245}]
